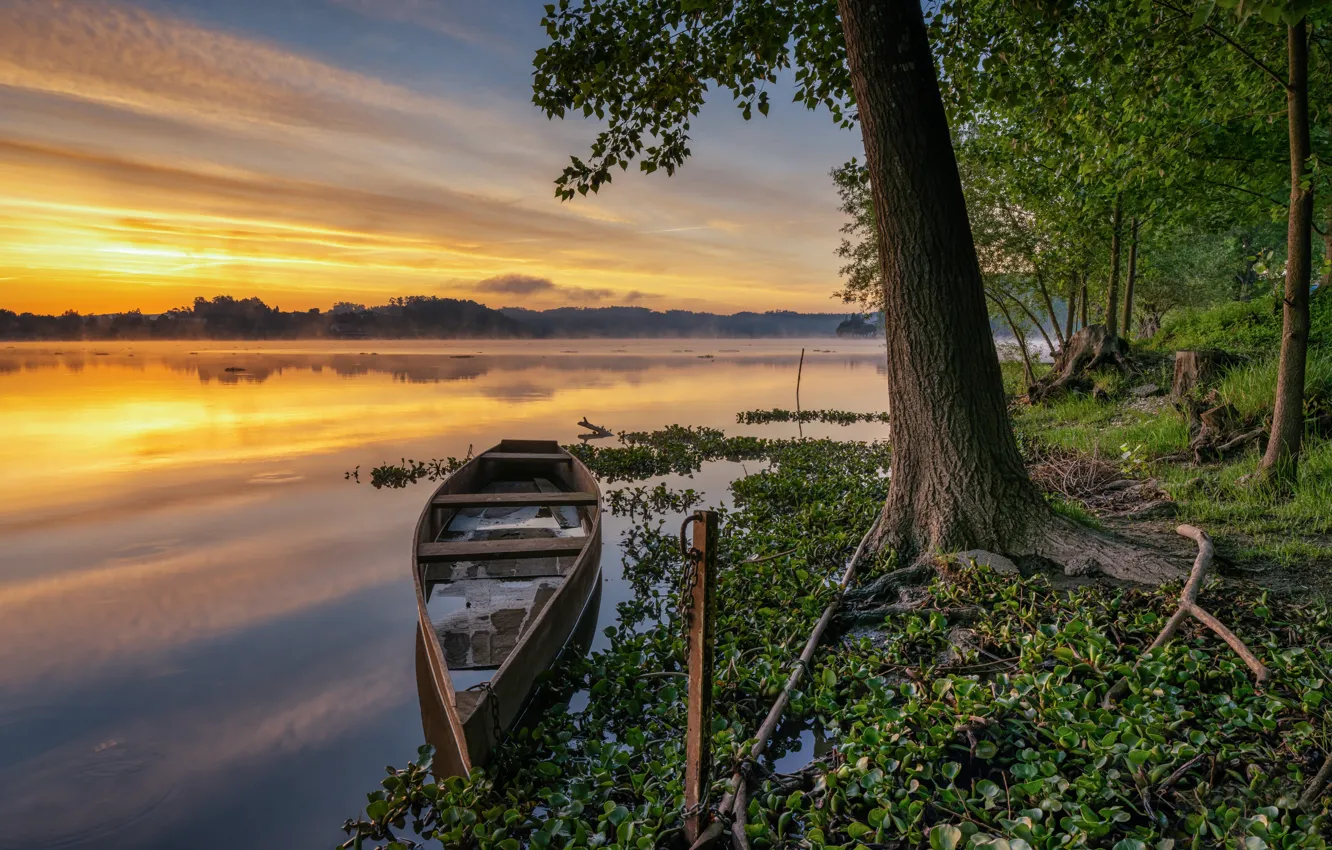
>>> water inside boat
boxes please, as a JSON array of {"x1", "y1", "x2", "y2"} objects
[{"x1": 423, "y1": 477, "x2": 590, "y2": 688}]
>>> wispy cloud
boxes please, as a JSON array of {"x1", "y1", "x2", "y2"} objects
[
  {"x1": 474, "y1": 273, "x2": 629, "y2": 304},
  {"x1": 0, "y1": 0, "x2": 854, "y2": 314},
  {"x1": 327, "y1": 0, "x2": 517, "y2": 51}
]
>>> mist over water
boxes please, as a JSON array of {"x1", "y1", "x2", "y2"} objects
[{"x1": 0, "y1": 339, "x2": 889, "y2": 850}]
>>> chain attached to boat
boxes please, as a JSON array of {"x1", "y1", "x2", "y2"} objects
[
  {"x1": 466, "y1": 681, "x2": 503, "y2": 746},
  {"x1": 678, "y1": 515, "x2": 704, "y2": 661}
]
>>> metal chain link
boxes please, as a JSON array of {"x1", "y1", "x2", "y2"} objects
[
  {"x1": 466, "y1": 680, "x2": 502, "y2": 745},
  {"x1": 678, "y1": 515, "x2": 703, "y2": 661}
]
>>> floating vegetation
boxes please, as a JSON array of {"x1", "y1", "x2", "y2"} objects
[
  {"x1": 343, "y1": 429, "x2": 1332, "y2": 850},
  {"x1": 605, "y1": 483, "x2": 702, "y2": 520},
  {"x1": 737, "y1": 408, "x2": 892, "y2": 426},
  {"x1": 348, "y1": 456, "x2": 471, "y2": 489}
]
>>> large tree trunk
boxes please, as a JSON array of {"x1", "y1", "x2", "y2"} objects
[
  {"x1": 1260, "y1": 21, "x2": 1313, "y2": 490},
  {"x1": 835, "y1": 0, "x2": 1046, "y2": 556},
  {"x1": 1104, "y1": 194, "x2": 1123, "y2": 339},
  {"x1": 1122, "y1": 217, "x2": 1139, "y2": 337}
]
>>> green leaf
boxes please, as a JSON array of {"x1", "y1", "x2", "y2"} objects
[{"x1": 930, "y1": 824, "x2": 963, "y2": 850}]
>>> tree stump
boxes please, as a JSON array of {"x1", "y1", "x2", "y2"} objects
[
  {"x1": 1029, "y1": 324, "x2": 1129, "y2": 402},
  {"x1": 1171, "y1": 350, "x2": 1243, "y2": 400}
]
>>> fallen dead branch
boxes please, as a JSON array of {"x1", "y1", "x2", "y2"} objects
[
  {"x1": 1298, "y1": 753, "x2": 1332, "y2": 811},
  {"x1": 577, "y1": 417, "x2": 613, "y2": 437},
  {"x1": 689, "y1": 514, "x2": 883, "y2": 850},
  {"x1": 1104, "y1": 524, "x2": 1269, "y2": 708}
]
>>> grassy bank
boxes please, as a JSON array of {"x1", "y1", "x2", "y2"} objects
[{"x1": 1000, "y1": 294, "x2": 1332, "y2": 577}]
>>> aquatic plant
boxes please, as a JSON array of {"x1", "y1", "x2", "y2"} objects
[
  {"x1": 343, "y1": 431, "x2": 1331, "y2": 850},
  {"x1": 736, "y1": 409, "x2": 891, "y2": 426}
]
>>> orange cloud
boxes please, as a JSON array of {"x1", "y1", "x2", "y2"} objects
[{"x1": 0, "y1": 0, "x2": 854, "y2": 315}]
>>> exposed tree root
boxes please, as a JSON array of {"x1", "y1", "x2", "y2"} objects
[
  {"x1": 1028, "y1": 515, "x2": 1187, "y2": 585},
  {"x1": 1103, "y1": 524, "x2": 1269, "y2": 708}
]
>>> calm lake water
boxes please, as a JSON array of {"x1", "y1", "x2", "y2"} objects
[{"x1": 0, "y1": 339, "x2": 891, "y2": 850}]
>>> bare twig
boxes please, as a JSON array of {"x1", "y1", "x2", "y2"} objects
[
  {"x1": 1159, "y1": 753, "x2": 1206, "y2": 790},
  {"x1": 1299, "y1": 753, "x2": 1332, "y2": 810},
  {"x1": 730, "y1": 778, "x2": 751, "y2": 850},
  {"x1": 1104, "y1": 524, "x2": 1270, "y2": 707}
]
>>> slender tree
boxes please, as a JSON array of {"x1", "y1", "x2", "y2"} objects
[
  {"x1": 1122, "y1": 217, "x2": 1140, "y2": 336},
  {"x1": 1261, "y1": 19, "x2": 1314, "y2": 489},
  {"x1": 1104, "y1": 195, "x2": 1124, "y2": 338}
]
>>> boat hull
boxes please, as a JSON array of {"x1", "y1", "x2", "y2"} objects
[{"x1": 411, "y1": 440, "x2": 602, "y2": 776}]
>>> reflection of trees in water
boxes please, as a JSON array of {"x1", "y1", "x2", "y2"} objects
[{"x1": 0, "y1": 350, "x2": 886, "y2": 385}]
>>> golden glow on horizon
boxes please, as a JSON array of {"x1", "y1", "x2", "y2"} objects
[{"x1": 0, "y1": 0, "x2": 852, "y2": 316}]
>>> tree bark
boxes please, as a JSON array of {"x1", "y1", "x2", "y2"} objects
[
  {"x1": 1079, "y1": 272, "x2": 1089, "y2": 330},
  {"x1": 1063, "y1": 273, "x2": 1078, "y2": 342},
  {"x1": 1104, "y1": 194, "x2": 1123, "y2": 339},
  {"x1": 835, "y1": 0, "x2": 1047, "y2": 556},
  {"x1": 1122, "y1": 217, "x2": 1139, "y2": 337},
  {"x1": 1323, "y1": 226, "x2": 1331, "y2": 291},
  {"x1": 1035, "y1": 270, "x2": 1065, "y2": 351},
  {"x1": 1260, "y1": 21, "x2": 1312, "y2": 490}
]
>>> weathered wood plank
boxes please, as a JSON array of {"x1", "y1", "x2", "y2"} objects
[
  {"x1": 418, "y1": 537, "x2": 586, "y2": 562},
  {"x1": 683, "y1": 510, "x2": 718, "y2": 844},
  {"x1": 480, "y1": 452, "x2": 572, "y2": 462},
  {"x1": 423, "y1": 558, "x2": 572, "y2": 581},
  {"x1": 431, "y1": 491, "x2": 597, "y2": 508}
]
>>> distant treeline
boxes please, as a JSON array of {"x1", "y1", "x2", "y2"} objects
[{"x1": 0, "y1": 296, "x2": 860, "y2": 340}]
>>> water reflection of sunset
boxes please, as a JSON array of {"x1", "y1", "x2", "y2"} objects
[
  {"x1": 0, "y1": 343, "x2": 880, "y2": 519},
  {"x1": 0, "y1": 339, "x2": 888, "y2": 850}
]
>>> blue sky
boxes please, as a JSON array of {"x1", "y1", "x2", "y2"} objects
[{"x1": 0, "y1": 0, "x2": 864, "y2": 313}]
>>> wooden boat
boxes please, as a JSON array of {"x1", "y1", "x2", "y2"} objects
[{"x1": 412, "y1": 440, "x2": 602, "y2": 777}]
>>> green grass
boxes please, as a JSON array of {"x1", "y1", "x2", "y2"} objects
[
  {"x1": 1014, "y1": 395, "x2": 1190, "y2": 460},
  {"x1": 1157, "y1": 437, "x2": 1332, "y2": 538},
  {"x1": 1215, "y1": 348, "x2": 1332, "y2": 420},
  {"x1": 1011, "y1": 352, "x2": 1332, "y2": 568},
  {"x1": 1150, "y1": 290, "x2": 1332, "y2": 354}
]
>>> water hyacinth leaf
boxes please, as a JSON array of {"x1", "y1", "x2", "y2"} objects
[
  {"x1": 976, "y1": 779, "x2": 1002, "y2": 799},
  {"x1": 929, "y1": 823, "x2": 963, "y2": 850}
]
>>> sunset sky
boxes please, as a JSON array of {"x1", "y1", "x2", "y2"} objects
[{"x1": 0, "y1": 0, "x2": 863, "y2": 315}]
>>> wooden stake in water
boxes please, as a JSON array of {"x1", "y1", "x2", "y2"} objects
[
  {"x1": 683, "y1": 510, "x2": 718, "y2": 843},
  {"x1": 796, "y1": 347, "x2": 805, "y2": 438}
]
